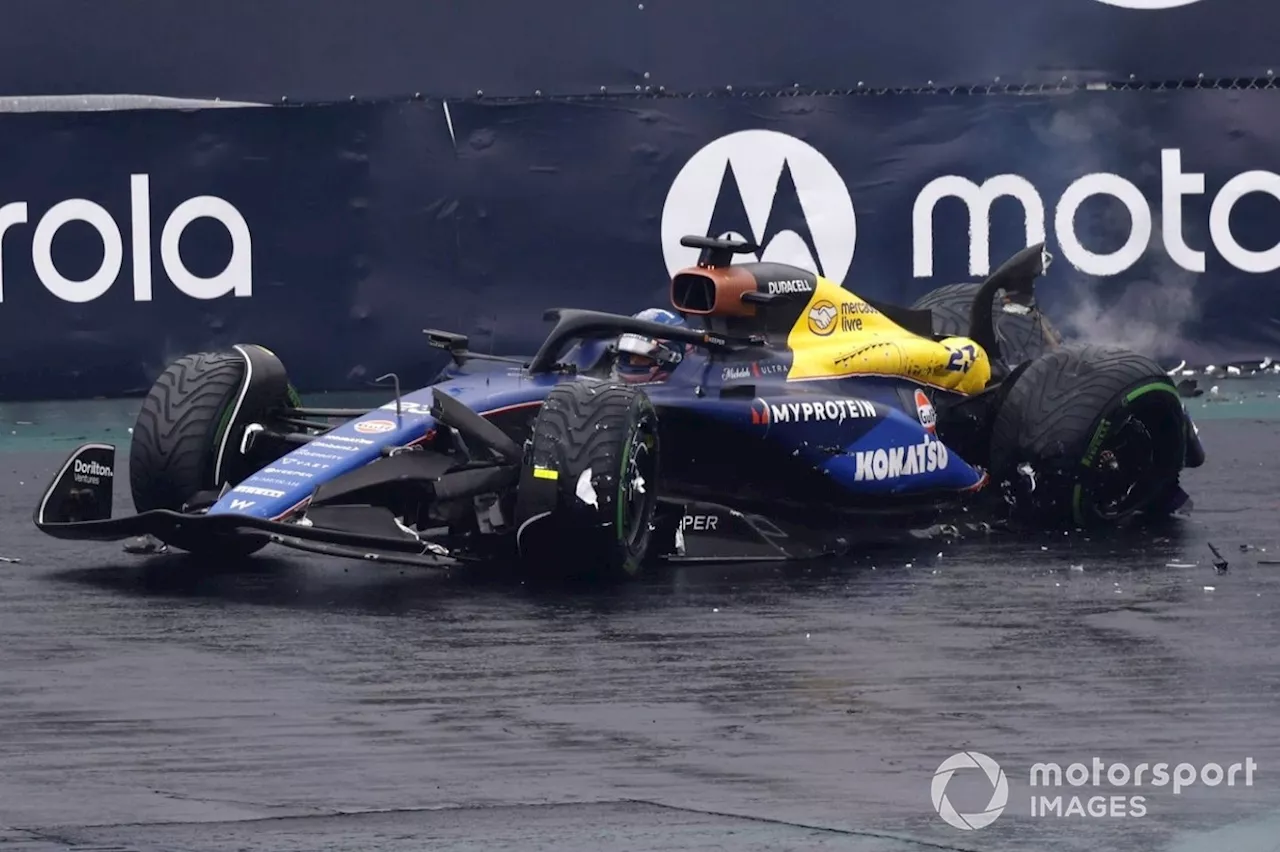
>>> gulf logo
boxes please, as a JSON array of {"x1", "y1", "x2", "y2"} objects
[{"x1": 354, "y1": 419, "x2": 398, "y2": 435}]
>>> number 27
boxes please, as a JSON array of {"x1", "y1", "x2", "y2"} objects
[{"x1": 947, "y1": 344, "x2": 977, "y2": 372}]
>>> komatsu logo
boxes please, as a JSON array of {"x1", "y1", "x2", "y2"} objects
[{"x1": 854, "y1": 436, "x2": 949, "y2": 481}]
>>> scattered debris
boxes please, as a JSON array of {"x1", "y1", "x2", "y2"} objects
[
  {"x1": 0, "y1": 555, "x2": 20, "y2": 564},
  {"x1": 1070, "y1": 564, "x2": 1084, "y2": 571},
  {"x1": 1207, "y1": 542, "x2": 1229, "y2": 573},
  {"x1": 1166, "y1": 562, "x2": 1197, "y2": 569},
  {"x1": 1227, "y1": 365, "x2": 1242, "y2": 375},
  {"x1": 1167, "y1": 359, "x2": 1187, "y2": 375},
  {"x1": 1259, "y1": 560, "x2": 1280, "y2": 566},
  {"x1": 1204, "y1": 586, "x2": 1216, "y2": 592},
  {"x1": 908, "y1": 523, "x2": 960, "y2": 540},
  {"x1": 123, "y1": 535, "x2": 167, "y2": 555},
  {"x1": 1176, "y1": 378, "x2": 1203, "y2": 398},
  {"x1": 575, "y1": 469, "x2": 598, "y2": 508}
]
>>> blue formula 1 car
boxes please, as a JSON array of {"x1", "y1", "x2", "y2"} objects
[{"x1": 34, "y1": 236, "x2": 1205, "y2": 579}]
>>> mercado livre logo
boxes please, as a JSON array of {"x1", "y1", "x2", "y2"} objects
[{"x1": 660, "y1": 130, "x2": 857, "y2": 283}]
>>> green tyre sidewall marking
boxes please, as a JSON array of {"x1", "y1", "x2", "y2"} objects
[
  {"x1": 1124, "y1": 382, "x2": 1181, "y2": 405},
  {"x1": 210, "y1": 379, "x2": 246, "y2": 483},
  {"x1": 615, "y1": 399, "x2": 655, "y2": 577},
  {"x1": 1072, "y1": 380, "x2": 1182, "y2": 527}
]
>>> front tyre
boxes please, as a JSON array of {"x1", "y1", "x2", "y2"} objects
[
  {"x1": 516, "y1": 382, "x2": 660, "y2": 581},
  {"x1": 129, "y1": 345, "x2": 293, "y2": 557},
  {"x1": 989, "y1": 344, "x2": 1189, "y2": 528}
]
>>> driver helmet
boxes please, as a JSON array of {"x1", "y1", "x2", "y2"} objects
[{"x1": 614, "y1": 308, "x2": 688, "y2": 384}]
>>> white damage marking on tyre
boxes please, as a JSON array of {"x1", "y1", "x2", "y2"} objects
[
  {"x1": 632, "y1": 474, "x2": 646, "y2": 494},
  {"x1": 1017, "y1": 462, "x2": 1037, "y2": 491},
  {"x1": 575, "y1": 468, "x2": 599, "y2": 508}
]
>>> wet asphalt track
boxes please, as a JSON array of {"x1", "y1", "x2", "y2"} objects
[{"x1": 1, "y1": 382, "x2": 1280, "y2": 851}]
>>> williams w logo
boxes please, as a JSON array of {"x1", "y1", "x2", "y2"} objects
[{"x1": 661, "y1": 130, "x2": 857, "y2": 283}]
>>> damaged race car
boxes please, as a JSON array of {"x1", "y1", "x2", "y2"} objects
[{"x1": 34, "y1": 236, "x2": 1205, "y2": 579}]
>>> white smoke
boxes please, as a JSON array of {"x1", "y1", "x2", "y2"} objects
[
  {"x1": 1055, "y1": 209, "x2": 1201, "y2": 361},
  {"x1": 1033, "y1": 103, "x2": 1201, "y2": 361}
]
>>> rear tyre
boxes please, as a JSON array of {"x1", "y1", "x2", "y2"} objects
[
  {"x1": 912, "y1": 282, "x2": 1062, "y2": 368},
  {"x1": 988, "y1": 344, "x2": 1188, "y2": 528},
  {"x1": 129, "y1": 346, "x2": 293, "y2": 557},
  {"x1": 517, "y1": 382, "x2": 660, "y2": 581}
]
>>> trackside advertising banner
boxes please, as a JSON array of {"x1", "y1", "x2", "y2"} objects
[
  {"x1": 0, "y1": 102, "x2": 459, "y2": 399},
  {"x1": 446, "y1": 90, "x2": 1280, "y2": 369},
  {"x1": 0, "y1": 0, "x2": 1275, "y2": 100},
  {"x1": 3, "y1": 90, "x2": 1280, "y2": 399}
]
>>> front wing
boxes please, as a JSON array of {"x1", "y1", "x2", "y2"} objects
[
  {"x1": 33, "y1": 444, "x2": 850, "y2": 567},
  {"x1": 35, "y1": 444, "x2": 464, "y2": 563}
]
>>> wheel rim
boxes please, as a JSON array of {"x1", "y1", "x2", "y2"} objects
[
  {"x1": 617, "y1": 416, "x2": 659, "y2": 550},
  {"x1": 1084, "y1": 412, "x2": 1160, "y2": 520},
  {"x1": 1076, "y1": 387, "x2": 1185, "y2": 523}
]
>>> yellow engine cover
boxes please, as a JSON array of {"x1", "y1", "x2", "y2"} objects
[{"x1": 785, "y1": 277, "x2": 991, "y2": 394}]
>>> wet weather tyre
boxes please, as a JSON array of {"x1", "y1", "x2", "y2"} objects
[
  {"x1": 911, "y1": 282, "x2": 1061, "y2": 367},
  {"x1": 519, "y1": 382, "x2": 660, "y2": 581},
  {"x1": 988, "y1": 344, "x2": 1188, "y2": 528},
  {"x1": 129, "y1": 351, "x2": 267, "y2": 557}
]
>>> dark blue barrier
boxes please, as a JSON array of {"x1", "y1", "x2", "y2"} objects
[
  {"x1": 0, "y1": 0, "x2": 1274, "y2": 102},
  {"x1": 446, "y1": 90, "x2": 1280, "y2": 368},
  {"x1": 0, "y1": 102, "x2": 459, "y2": 400},
  {"x1": 5, "y1": 90, "x2": 1280, "y2": 401}
]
